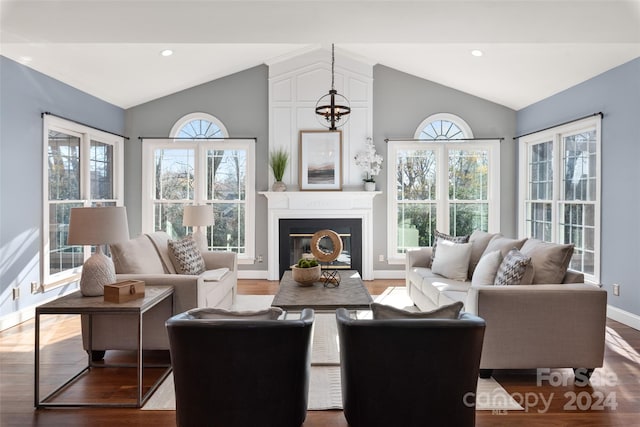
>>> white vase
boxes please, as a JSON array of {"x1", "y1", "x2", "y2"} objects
[
  {"x1": 364, "y1": 181, "x2": 376, "y2": 191},
  {"x1": 272, "y1": 181, "x2": 287, "y2": 192}
]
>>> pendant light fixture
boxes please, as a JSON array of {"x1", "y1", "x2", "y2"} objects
[{"x1": 315, "y1": 44, "x2": 351, "y2": 130}]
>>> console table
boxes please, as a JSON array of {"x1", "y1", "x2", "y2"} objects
[{"x1": 34, "y1": 285, "x2": 174, "y2": 408}]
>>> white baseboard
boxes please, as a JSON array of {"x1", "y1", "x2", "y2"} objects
[
  {"x1": 607, "y1": 305, "x2": 640, "y2": 331},
  {"x1": 0, "y1": 305, "x2": 36, "y2": 332}
]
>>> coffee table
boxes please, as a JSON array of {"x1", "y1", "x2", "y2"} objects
[{"x1": 272, "y1": 270, "x2": 372, "y2": 312}]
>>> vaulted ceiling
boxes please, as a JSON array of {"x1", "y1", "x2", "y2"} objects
[{"x1": 1, "y1": 0, "x2": 639, "y2": 110}]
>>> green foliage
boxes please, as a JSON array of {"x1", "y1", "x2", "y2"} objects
[
  {"x1": 269, "y1": 148, "x2": 289, "y2": 182},
  {"x1": 297, "y1": 258, "x2": 318, "y2": 268}
]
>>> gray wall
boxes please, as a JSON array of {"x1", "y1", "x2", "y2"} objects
[
  {"x1": 517, "y1": 57, "x2": 640, "y2": 317},
  {"x1": 124, "y1": 65, "x2": 269, "y2": 271},
  {"x1": 0, "y1": 56, "x2": 124, "y2": 317},
  {"x1": 372, "y1": 65, "x2": 518, "y2": 271}
]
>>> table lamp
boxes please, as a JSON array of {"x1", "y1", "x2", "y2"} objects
[
  {"x1": 67, "y1": 206, "x2": 129, "y2": 296},
  {"x1": 183, "y1": 204, "x2": 214, "y2": 251}
]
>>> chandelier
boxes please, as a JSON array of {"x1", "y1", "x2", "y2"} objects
[{"x1": 315, "y1": 44, "x2": 351, "y2": 130}]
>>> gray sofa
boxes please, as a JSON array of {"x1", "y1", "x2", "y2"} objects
[
  {"x1": 406, "y1": 231, "x2": 608, "y2": 378},
  {"x1": 83, "y1": 231, "x2": 237, "y2": 353}
]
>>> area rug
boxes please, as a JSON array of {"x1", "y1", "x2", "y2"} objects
[{"x1": 142, "y1": 290, "x2": 522, "y2": 411}]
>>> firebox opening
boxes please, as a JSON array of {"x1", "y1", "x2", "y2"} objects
[{"x1": 278, "y1": 218, "x2": 362, "y2": 280}]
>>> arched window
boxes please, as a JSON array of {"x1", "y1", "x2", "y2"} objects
[
  {"x1": 414, "y1": 113, "x2": 474, "y2": 140},
  {"x1": 142, "y1": 113, "x2": 255, "y2": 262},
  {"x1": 387, "y1": 113, "x2": 500, "y2": 260},
  {"x1": 170, "y1": 112, "x2": 228, "y2": 139}
]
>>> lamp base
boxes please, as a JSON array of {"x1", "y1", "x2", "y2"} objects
[{"x1": 79, "y1": 251, "x2": 116, "y2": 296}]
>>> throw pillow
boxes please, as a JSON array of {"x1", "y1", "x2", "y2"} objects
[
  {"x1": 483, "y1": 235, "x2": 528, "y2": 258},
  {"x1": 520, "y1": 239, "x2": 574, "y2": 284},
  {"x1": 471, "y1": 250, "x2": 503, "y2": 286},
  {"x1": 168, "y1": 235, "x2": 206, "y2": 275},
  {"x1": 467, "y1": 230, "x2": 498, "y2": 279},
  {"x1": 110, "y1": 234, "x2": 166, "y2": 274},
  {"x1": 431, "y1": 239, "x2": 473, "y2": 281},
  {"x1": 431, "y1": 230, "x2": 470, "y2": 263},
  {"x1": 494, "y1": 248, "x2": 532, "y2": 286},
  {"x1": 187, "y1": 307, "x2": 284, "y2": 320},
  {"x1": 371, "y1": 301, "x2": 464, "y2": 320}
]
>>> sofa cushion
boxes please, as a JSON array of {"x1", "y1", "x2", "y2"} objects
[
  {"x1": 423, "y1": 277, "x2": 472, "y2": 306},
  {"x1": 431, "y1": 240, "x2": 473, "y2": 281},
  {"x1": 468, "y1": 230, "x2": 499, "y2": 279},
  {"x1": 483, "y1": 235, "x2": 527, "y2": 258},
  {"x1": 146, "y1": 231, "x2": 177, "y2": 274},
  {"x1": 168, "y1": 236, "x2": 206, "y2": 275},
  {"x1": 494, "y1": 248, "x2": 532, "y2": 286},
  {"x1": 186, "y1": 307, "x2": 283, "y2": 320},
  {"x1": 431, "y1": 230, "x2": 469, "y2": 262},
  {"x1": 520, "y1": 239, "x2": 574, "y2": 284},
  {"x1": 110, "y1": 234, "x2": 166, "y2": 274},
  {"x1": 371, "y1": 301, "x2": 463, "y2": 320},
  {"x1": 471, "y1": 250, "x2": 502, "y2": 286}
]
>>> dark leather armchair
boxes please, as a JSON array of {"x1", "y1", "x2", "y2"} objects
[
  {"x1": 336, "y1": 308, "x2": 486, "y2": 427},
  {"x1": 166, "y1": 308, "x2": 314, "y2": 427}
]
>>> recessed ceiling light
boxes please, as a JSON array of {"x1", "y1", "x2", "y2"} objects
[
  {"x1": 471, "y1": 50, "x2": 483, "y2": 57},
  {"x1": 160, "y1": 49, "x2": 173, "y2": 57}
]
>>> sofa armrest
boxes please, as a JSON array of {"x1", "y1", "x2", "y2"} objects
[
  {"x1": 465, "y1": 283, "x2": 607, "y2": 369},
  {"x1": 201, "y1": 251, "x2": 238, "y2": 272},
  {"x1": 115, "y1": 273, "x2": 199, "y2": 314},
  {"x1": 562, "y1": 270, "x2": 584, "y2": 284},
  {"x1": 406, "y1": 247, "x2": 433, "y2": 269}
]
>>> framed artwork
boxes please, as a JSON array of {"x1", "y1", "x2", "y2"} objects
[{"x1": 299, "y1": 130, "x2": 342, "y2": 191}]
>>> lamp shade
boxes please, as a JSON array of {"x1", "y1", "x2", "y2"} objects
[
  {"x1": 183, "y1": 205, "x2": 215, "y2": 227},
  {"x1": 67, "y1": 206, "x2": 129, "y2": 245}
]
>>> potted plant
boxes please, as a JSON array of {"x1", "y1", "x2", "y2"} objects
[
  {"x1": 269, "y1": 147, "x2": 289, "y2": 192},
  {"x1": 354, "y1": 137, "x2": 383, "y2": 191},
  {"x1": 291, "y1": 257, "x2": 321, "y2": 286}
]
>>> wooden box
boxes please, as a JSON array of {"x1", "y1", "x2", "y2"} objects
[{"x1": 104, "y1": 280, "x2": 145, "y2": 303}]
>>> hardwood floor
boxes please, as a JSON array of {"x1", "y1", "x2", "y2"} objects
[{"x1": 2, "y1": 279, "x2": 639, "y2": 427}]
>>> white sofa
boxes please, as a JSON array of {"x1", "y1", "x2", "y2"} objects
[
  {"x1": 406, "y1": 231, "x2": 608, "y2": 379},
  {"x1": 83, "y1": 231, "x2": 237, "y2": 355}
]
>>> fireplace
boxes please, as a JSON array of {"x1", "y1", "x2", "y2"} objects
[
  {"x1": 260, "y1": 190, "x2": 380, "y2": 281},
  {"x1": 279, "y1": 218, "x2": 362, "y2": 279}
]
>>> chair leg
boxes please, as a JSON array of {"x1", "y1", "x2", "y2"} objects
[{"x1": 479, "y1": 369, "x2": 493, "y2": 379}]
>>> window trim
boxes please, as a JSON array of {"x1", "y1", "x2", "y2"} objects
[
  {"x1": 386, "y1": 139, "x2": 501, "y2": 264},
  {"x1": 518, "y1": 115, "x2": 601, "y2": 283},
  {"x1": 142, "y1": 112, "x2": 255, "y2": 264},
  {"x1": 42, "y1": 115, "x2": 124, "y2": 289}
]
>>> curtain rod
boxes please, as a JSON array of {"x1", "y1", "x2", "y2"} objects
[
  {"x1": 514, "y1": 112, "x2": 603, "y2": 140},
  {"x1": 41, "y1": 111, "x2": 129, "y2": 140},
  {"x1": 384, "y1": 137, "x2": 504, "y2": 143},
  {"x1": 139, "y1": 136, "x2": 257, "y2": 141}
]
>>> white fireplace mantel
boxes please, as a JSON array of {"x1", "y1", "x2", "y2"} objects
[{"x1": 260, "y1": 190, "x2": 381, "y2": 280}]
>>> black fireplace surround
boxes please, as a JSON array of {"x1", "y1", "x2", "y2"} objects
[{"x1": 278, "y1": 218, "x2": 362, "y2": 279}]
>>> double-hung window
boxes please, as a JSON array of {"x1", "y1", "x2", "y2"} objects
[
  {"x1": 519, "y1": 116, "x2": 601, "y2": 282},
  {"x1": 141, "y1": 113, "x2": 255, "y2": 263},
  {"x1": 387, "y1": 114, "x2": 500, "y2": 262},
  {"x1": 43, "y1": 115, "x2": 124, "y2": 289}
]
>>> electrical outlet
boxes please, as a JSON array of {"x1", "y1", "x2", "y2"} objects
[
  {"x1": 378, "y1": 254, "x2": 385, "y2": 262},
  {"x1": 613, "y1": 284, "x2": 620, "y2": 296},
  {"x1": 257, "y1": 254, "x2": 263, "y2": 263},
  {"x1": 12, "y1": 287, "x2": 20, "y2": 300},
  {"x1": 31, "y1": 281, "x2": 40, "y2": 294}
]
